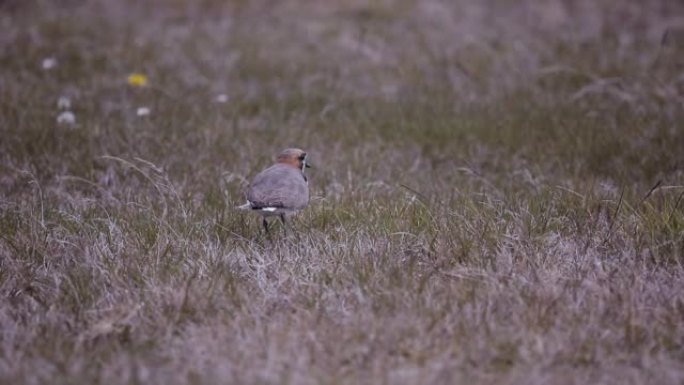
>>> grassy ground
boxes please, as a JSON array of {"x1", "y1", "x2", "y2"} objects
[{"x1": 1, "y1": 0, "x2": 683, "y2": 384}]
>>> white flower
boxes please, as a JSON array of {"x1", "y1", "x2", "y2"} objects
[
  {"x1": 216, "y1": 94, "x2": 228, "y2": 103},
  {"x1": 57, "y1": 111, "x2": 76, "y2": 125},
  {"x1": 136, "y1": 107, "x2": 151, "y2": 117},
  {"x1": 42, "y1": 57, "x2": 57, "y2": 70},
  {"x1": 57, "y1": 96, "x2": 71, "y2": 110}
]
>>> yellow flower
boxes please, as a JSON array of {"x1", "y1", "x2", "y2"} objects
[{"x1": 127, "y1": 73, "x2": 148, "y2": 87}]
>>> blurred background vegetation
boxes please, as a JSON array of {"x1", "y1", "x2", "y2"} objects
[{"x1": 0, "y1": 0, "x2": 683, "y2": 384}]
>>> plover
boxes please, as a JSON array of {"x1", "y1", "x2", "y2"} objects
[{"x1": 238, "y1": 148, "x2": 311, "y2": 233}]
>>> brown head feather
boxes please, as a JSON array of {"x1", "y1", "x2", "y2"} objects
[{"x1": 276, "y1": 148, "x2": 307, "y2": 170}]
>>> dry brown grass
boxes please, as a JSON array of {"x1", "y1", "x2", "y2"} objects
[{"x1": 1, "y1": 0, "x2": 683, "y2": 384}]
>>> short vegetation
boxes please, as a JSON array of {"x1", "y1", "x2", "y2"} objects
[{"x1": 1, "y1": 0, "x2": 683, "y2": 384}]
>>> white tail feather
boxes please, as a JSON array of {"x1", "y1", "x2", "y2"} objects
[{"x1": 236, "y1": 202, "x2": 252, "y2": 210}]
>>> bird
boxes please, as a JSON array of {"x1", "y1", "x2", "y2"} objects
[{"x1": 237, "y1": 148, "x2": 311, "y2": 233}]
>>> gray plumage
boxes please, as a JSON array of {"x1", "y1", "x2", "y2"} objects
[{"x1": 246, "y1": 163, "x2": 309, "y2": 211}]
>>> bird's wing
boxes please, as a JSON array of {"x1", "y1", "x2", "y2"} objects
[{"x1": 247, "y1": 165, "x2": 309, "y2": 210}]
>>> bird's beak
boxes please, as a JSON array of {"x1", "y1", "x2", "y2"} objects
[{"x1": 305, "y1": 162, "x2": 312, "y2": 169}]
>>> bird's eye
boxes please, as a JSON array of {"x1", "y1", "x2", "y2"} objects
[{"x1": 299, "y1": 153, "x2": 306, "y2": 160}]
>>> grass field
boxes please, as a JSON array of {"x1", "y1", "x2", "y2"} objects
[{"x1": 1, "y1": 0, "x2": 684, "y2": 384}]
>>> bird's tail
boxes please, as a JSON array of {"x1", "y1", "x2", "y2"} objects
[{"x1": 236, "y1": 202, "x2": 252, "y2": 211}]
